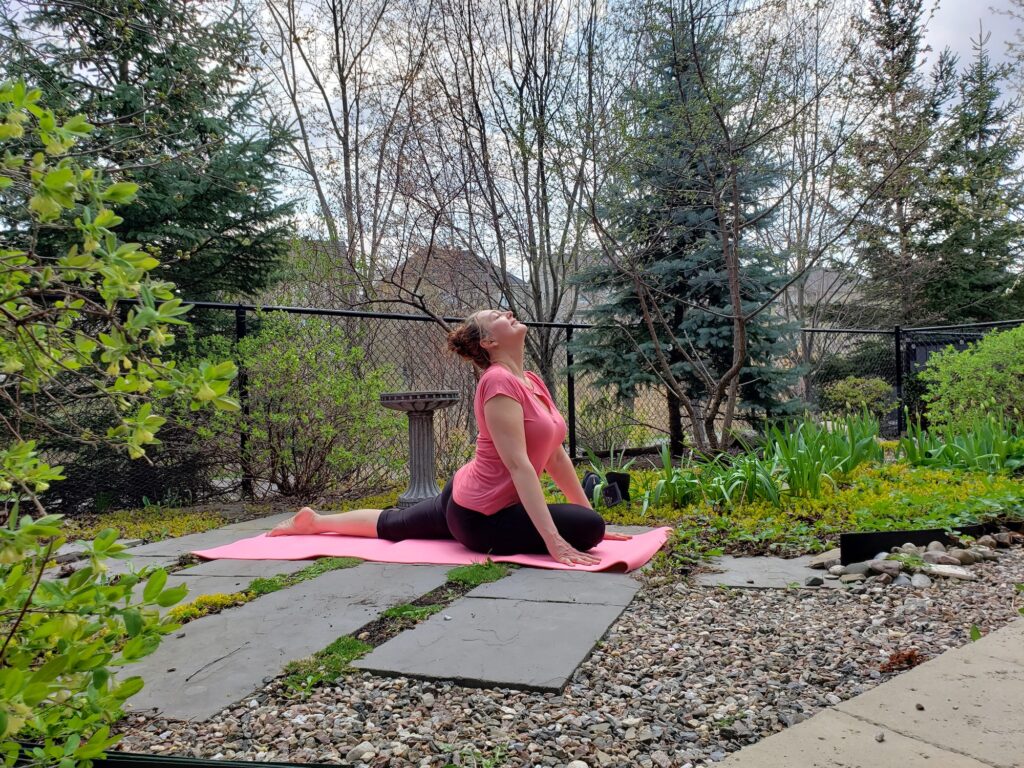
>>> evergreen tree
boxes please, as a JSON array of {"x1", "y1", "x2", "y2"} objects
[
  {"x1": 573, "y1": 13, "x2": 796, "y2": 455},
  {"x1": 841, "y1": 0, "x2": 955, "y2": 325},
  {"x1": 0, "y1": 0, "x2": 293, "y2": 301},
  {"x1": 920, "y1": 30, "x2": 1024, "y2": 322}
]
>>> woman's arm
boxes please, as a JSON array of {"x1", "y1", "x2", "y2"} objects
[
  {"x1": 484, "y1": 395, "x2": 599, "y2": 566},
  {"x1": 545, "y1": 446, "x2": 591, "y2": 507}
]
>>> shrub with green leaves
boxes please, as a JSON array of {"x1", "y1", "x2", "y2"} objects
[
  {"x1": 195, "y1": 312, "x2": 406, "y2": 498},
  {"x1": 820, "y1": 376, "x2": 894, "y2": 419},
  {"x1": 920, "y1": 325, "x2": 1024, "y2": 430},
  {"x1": 0, "y1": 81, "x2": 237, "y2": 767}
]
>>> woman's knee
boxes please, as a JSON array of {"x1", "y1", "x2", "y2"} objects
[{"x1": 560, "y1": 504, "x2": 605, "y2": 550}]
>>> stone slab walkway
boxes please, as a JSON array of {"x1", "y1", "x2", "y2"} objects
[
  {"x1": 695, "y1": 554, "x2": 842, "y2": 589},
  {"x1": 721, "y1": 617, "x2": 1024, "y2": 768},
  {"x1": 124, "y1": 562, "x2": 450, "y2": 721},
  {"x1": 353, "y1": 569, "x2": 640, "y2": 691}
]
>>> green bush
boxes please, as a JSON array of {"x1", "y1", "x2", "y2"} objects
[
  {"x1": 920, "y1": 325, "x2": 1024, "y2": 430},
  {"x1": 0, "y1": 81, "x2": 234, "y2": 767},
  {"x1": 820, "y1": 376, "x2": 894, "y2": 418},
  {"x1": 199, "y1": 313, "x2": 406, "y2": 498}
]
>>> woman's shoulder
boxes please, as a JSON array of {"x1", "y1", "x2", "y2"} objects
[{"x1": 477, "y1": 365, "x2": 524, "y2": 398}]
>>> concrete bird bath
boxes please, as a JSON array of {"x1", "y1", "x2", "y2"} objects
[{"x1": 380, "y1": 390, "x2": 460, "y2": 508}]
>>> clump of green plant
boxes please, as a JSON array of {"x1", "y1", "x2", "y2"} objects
[
  {"x1": 820, "y1": 376, "x2": 894, "y2": 419},
  {"x1": 899, "y1": 414, "x2": 1024, "y2": 473},
  {"x1": 63, "y1": 505, "x2": 227, "y2": 543},
  {"x1": 919, "y1": 325, "x2": 1024, "y2": 430},
  {"x1": 166, "y1": 591, "x2": 248, "y2": 622},
  {"x1": 282, "y1": 636, "x2": 372, "y2": 695},
  {"x1": 0, "y1": 81, "x2": 239, "y2": 768},
  {"x1": 447, "y1": 560, "x2": 510, "y2": 587},
  {"x1": 381, "y1": 603, "x2": 444, "y2": 621}
]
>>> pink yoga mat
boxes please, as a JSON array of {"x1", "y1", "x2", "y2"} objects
[{"x1": 193, "y1": 527, "x2": 672, "y2": 573}]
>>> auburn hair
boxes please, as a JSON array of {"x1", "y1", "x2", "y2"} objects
[{"x1": 447, "y1": 311, "x2": 491, "y2": 369}]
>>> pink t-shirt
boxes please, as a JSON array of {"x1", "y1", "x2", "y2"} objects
[{"x1": 452, "y1": 365, "x2": 567, "y2": 514}]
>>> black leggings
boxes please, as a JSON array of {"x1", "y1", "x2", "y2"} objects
[{"x1": 376, "y1": 478, "x2": 605, "y2": 556}]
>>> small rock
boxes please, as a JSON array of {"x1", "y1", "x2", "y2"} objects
[
  {"x1": 873, "y1": 573, "x2": 893, "y2": 585},
  {"x1": 926, "y1": 541, "x2": 946, "y2": 552},
  {"x1": 824, "y1": 573, "x2": 839, "y2": 580},
  {"x1": 808, "y1": 548, "x2": 841, "y2": 569},
  {"x1": 875, "y1": 732, "x2": 885, "y2": 743},
  {"x1": 923, "y1": 564, "x2": 977, "y2": 580},
  {"x1": 845, "y1": 562, "x2": 872, "y2": 576},
  {"x1": 970, "y1": 547, "x2": 999, "y2": 561},
  {"x1": 346, "y1": 742, "x2": 375, "y2": 762},
  {"x1": 804, "y1": 576, "x2": 824, "y2": 587},
  {"x1": 840, "y1": 573, "x2": 866, "y2": 584},
  {"x1": 923, "y1": 551, "x2": 961, "y2": 566},
  {"x1": 900, "y1": 543, "x2": 921, "y2": 555},
  {"x1": 567, "y1": 761, "x2": 590, "y2": 768},
  {"x1": 993, "y1": 532, "x2": 1013, "y2": 547},
  {"x1": 911, "y1": 574, "x2": 932, "y2": 588},
  {"x1": 915, "y1": 703, "x2": 925, "y2": 711},
  {"x1": 903, "y1": 597, "x2": 932, "y2": 613},
  {"x1": 829, "y1": 564, "x2": 846, "y2": 576},
  {"x1": 891, "y1": 574, "x2": 912, "y2": 587},
  {"x1": 976, "y1": 535, "x2": 998, "y2": 549},
  {"x1": 421, "y1": 693, "x2": 435, "y2": 707}
]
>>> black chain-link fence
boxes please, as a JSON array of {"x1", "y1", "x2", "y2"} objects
[{"x1": 43, "y1": 302, "x2": 1023, "y2": 515}]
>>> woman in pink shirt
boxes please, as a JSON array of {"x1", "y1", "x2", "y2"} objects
[{"x1": 270, "y1": 309, "x2": 628, "y2": 565}]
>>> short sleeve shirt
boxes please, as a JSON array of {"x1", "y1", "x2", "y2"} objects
[{"x1": 452, "y1": 365, "x2": 567, "y2": 514}]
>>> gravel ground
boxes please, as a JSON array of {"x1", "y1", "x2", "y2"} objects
[{"x1": 116, "y1": 545, "x2": 1024, "y2": 768}]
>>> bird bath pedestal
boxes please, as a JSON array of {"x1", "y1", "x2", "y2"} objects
[{"x1": 380, "y1": 391, "x2": 460, "y2": 508}]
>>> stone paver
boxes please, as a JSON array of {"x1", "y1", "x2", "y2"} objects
[
  {"x1": 124, "y1": 527, "x2": 261, "y2": 557},
  {"x1": 354, "y1": 596, "x2": 630, "y2": 691},
  {"x1": 216, "y1": 513, "x2": 292, "y2": 532},
  {"x1": 175, "y1": 558, "x2": 311, "y2": 578},
  {"x1": 695, "y1": 554, "x2": 842, "y2": 589},
  {"x1": 354, "y1": 572, "x2": 640, "y2": 690},
  {"x1": 470, "y1": 568, "x2": 638, "y2": 605},
  {"x1": 124, "y1": 563, "x2": 449, "y2": 721},
  {"x1": 722, "y1": 618, "x2": 1024, "y2": 768}
]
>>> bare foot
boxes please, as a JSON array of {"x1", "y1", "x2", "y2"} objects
[{"x1": 267, "y1": 507, "x2": 319, "y2": 537}]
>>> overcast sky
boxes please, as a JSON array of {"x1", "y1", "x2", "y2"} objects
[{"x1": 925, "y1": 0, "x2": 1019, "y2": 68}]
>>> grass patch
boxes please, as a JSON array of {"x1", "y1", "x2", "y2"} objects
[
  {"x1": 64, "y1": 506, "x2": 227, "y2": 542},
  {"x1": 381, "y1": 603, "x2": 444, "y2": 621},
  {"x1": 447, "y1": 560, "x2": 510, "y2": 587},
  {"x1": 168, "y1": 557, "x2": 362, "y2": 622},
  {"x1": 282, "y1": 636, "x2": 374, "y2": 693}
]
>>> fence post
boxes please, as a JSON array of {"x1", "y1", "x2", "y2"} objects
[
  {"x1": 894, "y1": 324, "x2": 905, "y2": 435},
  {"x1": 235, "y1": 306, "x2": 253, "y2": 501},
  {"x1": 566, "y1": 325, "x2": 577, "y2": 460}
]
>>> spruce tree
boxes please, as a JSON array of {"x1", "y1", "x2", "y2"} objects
[
  {"x1": 0, "y1": 0, "x2": 293, "y2": 301},
  {"x1": 841, "y1": 0, "x2": 955, "y2": 325},
  {"x1": 920, "y1": 30, "x2": 1024, "y2": 322},
  {"x1": 573, "y1": 17, "x2": 796, "y2": 455}
]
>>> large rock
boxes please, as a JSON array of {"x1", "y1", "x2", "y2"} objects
[
  {"x1": 808, "y1": 548, "x2": 841, "y2": 570},
  {"x1": 840, "y1": 573, "x2": 866, "y2": 584},
  {"x1": 911, "y1": 573, "x2": 933, "y2": 589},
  {"x1": 923, "y1": 551, "x2": 961, "y2": 566},
  {"x1": 976, "y1": 535, "x2": 998, "y2": 549},
  {"x1": 947, "y1": 548, "x2": 978, "y2": 565},
  {"x1": 845, "y1": 562, "x2": 872, "y2": 576},
  {"x1": 926, "y1": 541, "x2": 946, "y2": 552},
  {"x1": 868, "y1": 560, "x2": 902, "y2": 577},
  {"x1": 923, "y1": 564, "x2": 977, "y2": 581}
]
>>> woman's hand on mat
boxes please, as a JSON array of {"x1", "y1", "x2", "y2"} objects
[
  {"x1": 602, "y1": 531, "x2": 632, "y2": 541},
  {"x1": 546, "y1": 534, "x2": 601, "y2": 566}
]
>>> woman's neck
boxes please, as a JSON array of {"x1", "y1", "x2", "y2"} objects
[{"x1": 491, "y1": 356, "x2": 526, "y2": 379}]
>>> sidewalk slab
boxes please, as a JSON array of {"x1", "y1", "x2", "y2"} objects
[
  {"x1": 469, "y1": 569, "x2": 639, "y2": 606},
  {"x1": 216, "y1": 513, "x2": 292, "y2": 532},
  {"x1": 123, "y1": 528, "x2": 259, "y2": 558},
  {"x1": 695, "y1": 555, "x2": 842, "y2": 589},
  {"x1": 719, "y1": 708, "x2": 990, "y2": 767},
  {"x1": 354, "y1": 595, "x2": 630, "y2": 691},
  {"x1": 124, "y1": 563, "x2": 449, "y2": 721},
  {"x1": 835, "y1": 628, "x2": 1024, "y2": 768}
]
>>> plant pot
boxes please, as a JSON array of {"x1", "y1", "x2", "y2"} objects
[
  {"x1": 605, "y1": 471, "x2": 631, "y2": 503},
  {"x1": 582, "y1": 471, "x2": 625, "y2": 508}
]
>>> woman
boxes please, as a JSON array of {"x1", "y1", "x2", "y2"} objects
[{"x1": 269, "y1": 309, "x2": 629, "y2": 566}]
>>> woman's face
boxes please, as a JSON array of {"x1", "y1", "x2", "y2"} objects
[{"x1": 478, "y1": 309, "x2": 527, "y2": 348}]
